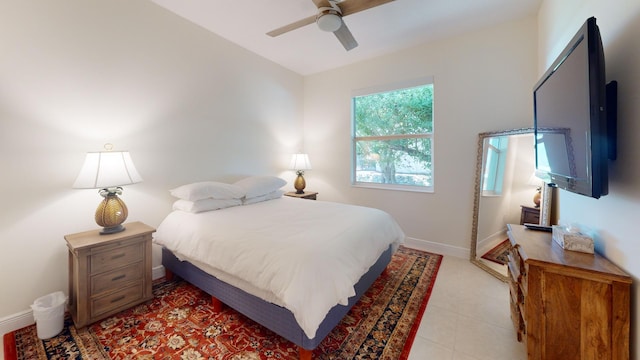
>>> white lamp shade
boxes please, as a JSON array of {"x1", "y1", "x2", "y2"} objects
[
  {"x1": 528, "y1": 169, "x2": 551, "y2": 186},
  {"x1": 73, "y1": 151, "x2": 143, "y2": 189},
  {"x1": 289, "y1": 153, "x2": 312, "y2": 171}
]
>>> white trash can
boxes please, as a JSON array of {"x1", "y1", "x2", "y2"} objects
[{"x1": 31, "y1": 291, "x2": 66, "y2": 339}]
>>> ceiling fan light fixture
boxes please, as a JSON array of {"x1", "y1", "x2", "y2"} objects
[{"x1": 316, "y1": 12, "x2": 342, "y2": 32}]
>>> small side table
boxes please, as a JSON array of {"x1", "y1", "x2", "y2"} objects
[
  {"x1": 520, "y1": 205, "x2": 540, "y2": 224},
  {"x1": 65, "y1": 221, "x2": 155, "y2": 327},
  {"x1": 284, "y1": 191, "x2": 318, "y2": 200}
]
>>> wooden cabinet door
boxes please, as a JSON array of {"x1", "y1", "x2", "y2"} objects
[{"x1": 528, "y1": 268, "x2": 617, "y2": 359}]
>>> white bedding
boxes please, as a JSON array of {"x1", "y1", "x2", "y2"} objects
[{"x1": 153, "y1": 196, "x2": 405, "y2": 339}]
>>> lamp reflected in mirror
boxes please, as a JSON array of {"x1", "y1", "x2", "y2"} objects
[{"x1": 527, "y1": 172, "x2": 544, "y2": 208}]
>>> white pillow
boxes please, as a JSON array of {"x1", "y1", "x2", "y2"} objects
[
  {"x1": 233, "y1": 176, "x2": 287, "y2": 199},
  {"x1": 169, "y1": 181, "x2": 245, "y2": 201},
  {"x1": 172, "y1": 198, "x2": 242, "y2": 213},
  {"x1": 243, "y1": 190, "x2": 285, "y2": 205}
]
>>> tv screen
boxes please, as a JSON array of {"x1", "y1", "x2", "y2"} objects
[{"x1": 533, "y1": 17, "x2": 616, "y2": 199}]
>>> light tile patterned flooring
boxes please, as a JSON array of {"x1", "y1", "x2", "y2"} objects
[{"x1": 408, "y1": 255, "x2": 526, "y2": 360}]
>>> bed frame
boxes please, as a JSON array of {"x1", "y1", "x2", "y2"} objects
[{"x1": 161, "y1": 245, "x2": 393, "y2": 360}]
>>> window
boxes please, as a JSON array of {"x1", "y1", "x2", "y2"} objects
[
  {"x1": 352, "y1": 78, "x2": 434, "y2": 192},
  {"x1": 482, "y1": 136, "x2": 509, "y2": 196}
]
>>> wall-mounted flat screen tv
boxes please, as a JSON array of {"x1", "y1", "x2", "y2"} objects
[{"x1": 533, "y1": 16, "x2": 617, "y2": 199}]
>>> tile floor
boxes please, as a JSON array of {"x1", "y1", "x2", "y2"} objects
[{"x1": 407, "y1": 255, "x2": 526, "y2": 360}]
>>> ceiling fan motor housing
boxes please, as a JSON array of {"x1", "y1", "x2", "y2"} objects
[{"x1": 316, "y1": 7, "x2": 342, "y2": 32}]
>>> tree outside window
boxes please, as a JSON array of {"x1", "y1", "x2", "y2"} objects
[{"x1": 352, "y1": 81, "x2": 434, "y2": 191}]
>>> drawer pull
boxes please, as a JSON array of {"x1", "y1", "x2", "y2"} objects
[
  {"x1": 111, "y1": 253, "x2": 126, "y2": 260},
  {"x1": 111, "y1": 295, "x2": 126, "y2": 303},
  {"x1": 112, "y1": 274, "x2": 126, "y2": 281}
]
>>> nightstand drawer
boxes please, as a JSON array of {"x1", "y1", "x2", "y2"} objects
[
  {"x1": 92, "y1": 282, "x2": 144, "y2": 318},
  {"x1": 519, "y1": 205, "x2": 540, "y2": 225},
  {"x1": 91, "y1": 261, "x2": 143, "y2": 295},
  {"x1": 90, "y1": 242, "x2": 143, "y2": 274}
]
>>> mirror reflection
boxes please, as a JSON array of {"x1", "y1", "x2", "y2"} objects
[{"x1": 470, "y1": 128, "x2": 543, "y2": 282}]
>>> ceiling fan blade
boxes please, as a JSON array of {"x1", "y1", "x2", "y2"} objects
[
  {"x1": 334, "y1": 21, "x2": 358, "y2": 51},
  {"x1": 266, "y1": 15, "x2": 316, "y2": 37},
  {"x1": 338, "y1": 0, "x2": 395, "y2": 16},
  {"x1": 311, "y1": 0, "x2": 330, "y2": 7}
]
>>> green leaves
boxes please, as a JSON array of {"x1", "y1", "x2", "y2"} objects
[
  {"x1": 354, "y1": 85, "x2": 433, "y2": 137},
  {"x1": 353, "y1": 84, "x2": 434, "y2": 186}
]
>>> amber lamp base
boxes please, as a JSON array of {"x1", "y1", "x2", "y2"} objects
[
  {"x1": 294, "y1": 172, "x2": 306, "y2": 194},
  {"x1": 95, "y1": 189, "x2": 128, "y2": 234}
]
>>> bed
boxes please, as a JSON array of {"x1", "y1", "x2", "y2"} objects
[{"x1": 153, "y1": 181, "x2": 405, "y2": 359}]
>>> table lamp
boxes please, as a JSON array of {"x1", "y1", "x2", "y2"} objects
[
  {"x1": 527, "y1": 171, "x2": 544, "y2": 208},
  {"x1": 289, "y1": 153, "x2": 312, "y2": 194},
  {"x1": 73, "y1": 144, "x2": 143, "y2": 234}
]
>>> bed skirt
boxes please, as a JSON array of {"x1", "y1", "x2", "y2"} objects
[{"x1": 161, "y1": 245, "x2": 393, "y2": 351}]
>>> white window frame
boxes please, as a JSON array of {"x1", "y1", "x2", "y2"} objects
[
  {"x1": 351, "y1": 76, "x2": 434, "y2": 193},
  {"x1": 482, "y1": 136, "x2": 508, "y2": 196}
]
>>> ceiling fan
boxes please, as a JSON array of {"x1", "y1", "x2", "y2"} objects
[{"x1": 267, "y1": 0, "x2": 395, "y2": 51}]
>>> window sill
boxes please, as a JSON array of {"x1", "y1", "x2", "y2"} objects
[{"x1": 352, "y1": 182, "x2": 434, "y2": 193}]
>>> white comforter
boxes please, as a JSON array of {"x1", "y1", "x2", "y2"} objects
[{"x1": 153, "y1": 196, "x2": 405, "y2": 339}]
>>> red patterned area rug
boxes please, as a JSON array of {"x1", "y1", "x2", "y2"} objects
[
  {"x1": 481, "y1": 239, "x2": 511, "y2": 265},
  {"x1": 3, "y1": 246, "x2": 442, "y2": 360}
]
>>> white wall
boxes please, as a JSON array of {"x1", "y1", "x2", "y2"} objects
[
  {"x1": 0, "y1": 0, "x2": 303, "y2": 319},
  {"x1": 303, "y1": 16, "x2": 538, "y2": 252},
  {"x1": 506, "y1": 135, "x2": 539, "y2": 223},
  {"x1": 478, "y1": 133, "x2": 537, "y2": 246},
  {"x1": 538, "y1": 0, "x2": 640, "y2": 357}
]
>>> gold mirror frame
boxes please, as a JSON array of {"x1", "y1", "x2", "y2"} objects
[
  {"x1": 470, "y1": 127, "x2": 563, "y2": 282},
  {"x1": 470, "y1": 127, "x2": 535, "y2": 282}
]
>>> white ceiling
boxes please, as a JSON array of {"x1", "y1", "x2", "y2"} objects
[{"x1": 150, "y1": 0, "x2": 541, "y2": 76}]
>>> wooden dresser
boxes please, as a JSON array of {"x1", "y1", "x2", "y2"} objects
[
  {"x1": 65, "y1": 222, "x2": 155, "y2": 328},
  {"x1": 506, "y1": 224, "x2": 631, "y2": 360}
]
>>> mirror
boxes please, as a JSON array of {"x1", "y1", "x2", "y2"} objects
[{"x1": 470, "y1": 128, "x2": 540, "y2": 282}]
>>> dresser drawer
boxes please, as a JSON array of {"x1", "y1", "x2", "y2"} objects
[
  {"x1": 521, "y1": 264, "x2": 528, "y2": 295},
  {"x1": 509, "y1": 274, "x2": 524, "y2": 304},
  {"x1": 507, "y1": 254, "x2": 521, "y2": 283},
  {"x1": 91, "y1": 261, "x2": 143, "y2": 295},
  {"x1": 510, "y1": 294, "x2": 525, "y2": 342},
  {"x1": 92, "y1": 282, "x2": 144, "y2": 318},
  {"x1": 90, "y1": 242, "x2": 143, "y2": 274},
  {"x1": 509, "y1": 246, "x2": 523, "y2": 273}
]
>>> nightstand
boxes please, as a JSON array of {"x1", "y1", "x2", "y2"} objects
[
  {"x1": 284, "y1": 191, "x2": 318, "y2": 200},
  {"x1": 65, "y1": 221, "x2": 155, "y2": 328},
  {"x1": 520, "y1": 205, "x2": 540, "y2": 224}
]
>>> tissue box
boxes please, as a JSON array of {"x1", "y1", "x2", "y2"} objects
[{"x1": 552, "y1": 225, "x2": 594, "y2": 254}]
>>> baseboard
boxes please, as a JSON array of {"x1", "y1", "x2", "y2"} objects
[
  {"x1": 152, "y1": 265, "x2": 166, "y2": 281},
  {"x1": 477, "y1": 228, "x2": 508, "y2": 255},
  {"x1": 404, "y1": 237, "x2": 469, "y2": 259},
  {"x1": 0, "y1": 309, "x2": 33, "y2": 338},
  {"x1": 1, "y1": 266, "x2": 167, "y2": 341}
]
